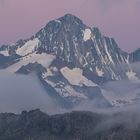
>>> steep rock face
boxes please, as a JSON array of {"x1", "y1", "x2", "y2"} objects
[
  {"x1": 0, "y1": 14, "x2": 140, "y2": 108},
  {"x1": 35, "y1": 14, "x2": 130, "y2": 81},
  {"x1": 130, "y1": 48, "x2": 140, "y2": 62},
  {"x1": 0, "y1": 14, "x2": 136, "y2": 82},
  {"x1": 41, "y1": 66, "x2": 111, "y2": 108}
]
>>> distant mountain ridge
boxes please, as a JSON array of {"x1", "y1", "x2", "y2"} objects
[
  {"x1": 0, "y1": 14, "x2": 140, "y2": 108},
  {"x1": 0, "y1": 109, "x2": 140, "y2": 140}
]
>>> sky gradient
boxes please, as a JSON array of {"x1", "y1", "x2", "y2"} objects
[{"x1": 0, "y1": 0, "x2": 140, "y2": 52}]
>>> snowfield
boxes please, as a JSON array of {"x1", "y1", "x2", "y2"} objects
[
  {"x1": 16, "y1": 38, "x2": 40, "y2": 56},
  {"x1": 60, "y1": 67, "x2": 98, "y2": 87},
  {"x1": 6, "y1": 53, "x2": 55, "y2": 73},
  {"x1": 0, "y1": 49, "x2": 9, "y2": 56}
]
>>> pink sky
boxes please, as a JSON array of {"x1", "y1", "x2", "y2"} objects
[{"x1": 0, "y1": 0, "x2": 140, "y2": 52}]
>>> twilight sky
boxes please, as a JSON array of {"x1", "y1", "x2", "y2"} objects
[{"x1": 0, "y1": 0, "x2": 140, "y2": 52}]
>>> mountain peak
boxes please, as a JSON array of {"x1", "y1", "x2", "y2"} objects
[
  {"x1": 63, "y1": 13, "x2": 75, "y2": 18},
  {"x1": 58, "y1": 13, "x2": 84, "y2": 25},
  {"x1": 1, "y1": 14, "x2": 140, "y2": 109}
]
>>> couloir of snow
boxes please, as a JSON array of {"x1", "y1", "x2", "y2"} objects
[
  {"x1": 83, "y1": 29, "x2": 91, "y2": 41},
  {"x1": 5, "y1": 53, "x2": 55, "y2": 73},
  {"x1": 104, "y1": 39, "x2": 114, "y2": 64},
  {"x1": 16, "y1": 38, "x2": 40, "y2": 56},
  {"x1": 60, "y1": 67, "x2": 97, "y2": 87},
  {"x1": 0, "y1": 50, "x2": 9, "y2": 56}
]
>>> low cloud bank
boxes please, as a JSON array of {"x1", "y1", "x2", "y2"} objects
[
  {"x1": 1, "y1": 63, "x2": 140, "y2": 118},
  {"x1": 0, "y1": 71, "x2": 64, "y2": 114}
]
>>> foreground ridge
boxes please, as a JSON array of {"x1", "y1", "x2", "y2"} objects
[{"x1": 0, "y1": 109, "x2": 140, "y2": 140}]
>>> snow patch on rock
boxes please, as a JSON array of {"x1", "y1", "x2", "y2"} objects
[
  {"x1": 83, "y1": 29, "x2": 91, "y2": 41},
  {"x1": 42, "y1": 69, "x2": 54, "y2": 78},
  {"x1": 0, "y1": 50, "x2": 9, "y2": 56},
  {"x1": 16, "y1": 38, "x2": 39, "y2": 56},
  {"x1": 126, "y1": 70, "x2": 140, "y2": 82},
  {"x1": 6, "y1": 53, "x2": 55, "y2": 73},
  {"x1": 45, "y1": 79, "x2": 87, "y2": 99},
  {"x1": 96, "y1": 67, "x2": 104, "y2": 77},
  {"x1": 60, "y1": 67, "x2": 97, "y2": 87}
]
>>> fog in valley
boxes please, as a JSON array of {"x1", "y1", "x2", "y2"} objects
[
  {"x1": 1, "y1": 64, "x2": 140, "y2": 131},
  {"x1": 0, "y1": 71, "x2": 63, "y2": 114}
]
